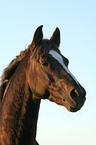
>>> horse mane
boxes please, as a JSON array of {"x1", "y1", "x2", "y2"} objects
[{"x1": 0, "y1": 48, "x2": 28, "y2": 103}]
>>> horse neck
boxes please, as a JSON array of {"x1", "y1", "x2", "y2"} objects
[{"x1": 0, "y1": 55, "x2": 41, "y2": 145}]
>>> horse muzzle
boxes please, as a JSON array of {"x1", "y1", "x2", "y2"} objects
[{"x1": 69, "y1": 84, "x2": 86, "y2": 112}]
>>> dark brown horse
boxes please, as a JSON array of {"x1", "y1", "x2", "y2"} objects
[{"x1": 0, "y1": 26, "x2": 86, "y2": 145}]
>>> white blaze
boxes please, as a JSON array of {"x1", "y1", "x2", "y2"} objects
[{"x1": 49, "y1": 50, "x2": 78, "y2": 84}]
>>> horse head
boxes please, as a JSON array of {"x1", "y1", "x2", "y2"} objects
[{"x1": 28, "y1": 25, "x2": 86, "y2": 112}]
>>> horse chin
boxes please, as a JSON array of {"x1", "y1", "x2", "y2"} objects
[{"x1": 66, "y1": 104, "x2": 84, "y2": 112}]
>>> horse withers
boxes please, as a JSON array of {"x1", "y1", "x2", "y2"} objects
[{"x1": 0, "y1": 26, "x2": 86, "y2": 145}]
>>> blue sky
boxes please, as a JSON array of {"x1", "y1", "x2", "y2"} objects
[{"x1": 0, "y1": 0, "x2": 96, "y2": 145}]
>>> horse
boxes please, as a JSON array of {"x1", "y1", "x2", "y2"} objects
[{"x1": 0, "y1": 25, "x2": 86, "y2": 145}]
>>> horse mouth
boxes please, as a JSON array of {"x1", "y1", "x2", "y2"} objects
[
  {"x1": 68, "y1": 97, "x2": 86, "y2": 112},
  {"x1": 70, "y1": 105, "x2": 84, "y2": 112}
]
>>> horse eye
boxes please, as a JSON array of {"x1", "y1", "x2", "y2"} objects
[
  {"x1": 39, "y1": 58, "x2": 48, "y2": 66},
  {"x1": 42, "y1": 60, "x2": 48, "y2": 66}
]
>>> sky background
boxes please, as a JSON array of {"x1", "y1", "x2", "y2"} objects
[{"x1": 0, "y1": 0, "x2": 96, "y2": 145}]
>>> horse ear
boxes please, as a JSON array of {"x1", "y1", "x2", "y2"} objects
[
  {"x1": 31, "y1": 25, "x2": 43, "y2": 48},
  {"x1": 50, "y1": 27, "x2": 60, "y2": 47}
]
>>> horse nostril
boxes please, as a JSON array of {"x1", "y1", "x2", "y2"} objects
[
  {"x1": 70, "y1": 89, "x2": 79, "y2": 99},
  {"x1": 63, "y1": 98, "x2": 65, "y2": 102}
]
